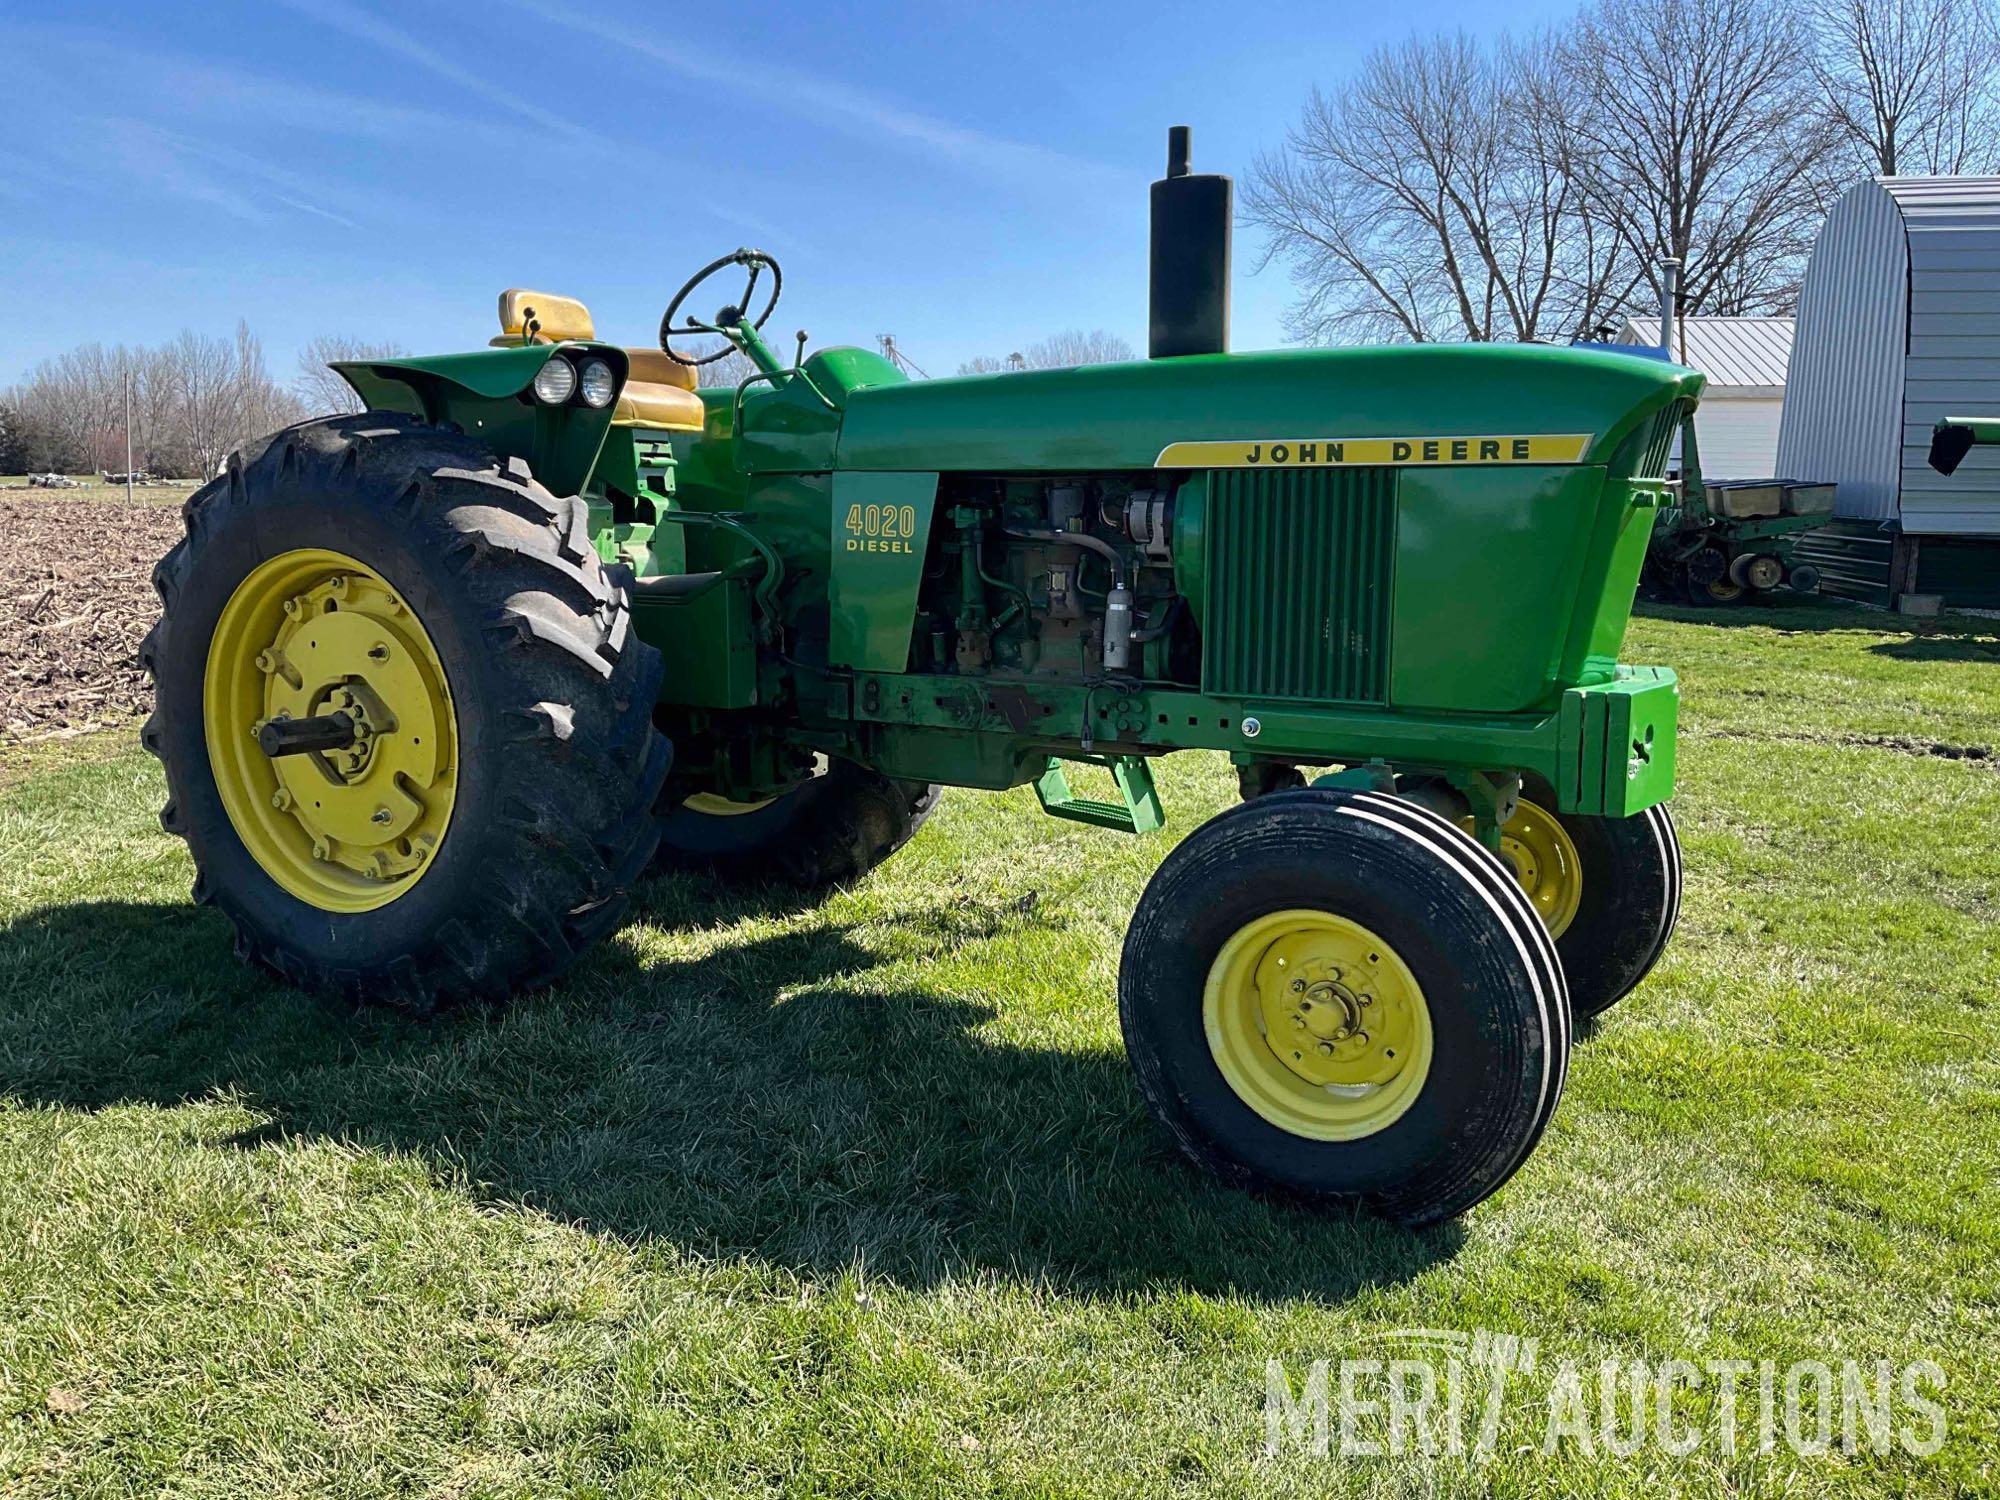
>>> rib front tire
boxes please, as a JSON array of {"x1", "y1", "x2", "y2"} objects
[{"x1": 1118, "y1": 788, "x2": 1569, "y2": 1228}]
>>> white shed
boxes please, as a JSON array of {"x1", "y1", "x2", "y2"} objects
[
  {"x1": 1776, "y1": 176, "x2": 2000, "y2": 534},
  {"x1": 1619, "y1": 315, "x2": 1792, "y2": 479}
]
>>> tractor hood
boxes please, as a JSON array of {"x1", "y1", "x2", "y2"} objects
[{"x1": 834, "y1": 343, "x2": 1703, "y2": 476}]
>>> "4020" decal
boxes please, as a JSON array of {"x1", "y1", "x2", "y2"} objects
[{"x1": 842, "y1": 503, "x2": 919, "y2": 554}]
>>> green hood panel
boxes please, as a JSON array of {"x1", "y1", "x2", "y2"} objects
[{"x1": 834, "y1": 343, "x2": 1703, "y2": 475}]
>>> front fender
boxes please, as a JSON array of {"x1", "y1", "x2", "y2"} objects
[{"x1": 333, "y1": 344, "x2": 628, "y2": 497}]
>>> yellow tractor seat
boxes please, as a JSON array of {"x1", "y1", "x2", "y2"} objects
[{"x1": 494, "y1": 288, "x2": 705, "y2": 430}]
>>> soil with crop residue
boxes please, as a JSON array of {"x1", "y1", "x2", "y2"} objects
[{"x1": 1, "y1": 493, "x2": 185, "y2": 742}]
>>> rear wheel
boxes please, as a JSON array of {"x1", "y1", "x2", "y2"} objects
[
  {"x1": 1119, "y1": 789, "x2": 1568, "y2": 1227},
  {"x1": 653, "y1": 758, "x2": 941, "y2": 888},
  {"x1": 143, "y1": 413, "x2": 671, "y2": 1009}
]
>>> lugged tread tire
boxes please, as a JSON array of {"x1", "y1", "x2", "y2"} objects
[
  {"x1": 142, "y1": 412, "x2": 672, "y2": 1010},
  {"x1": 1119, "y1": 787, "x2": 1569, "y2": 1228},
  {"x1": 652, "y1": 759, "x2": 940, "y2": 889}
]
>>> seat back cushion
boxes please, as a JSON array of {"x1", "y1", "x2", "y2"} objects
[
  {"x1": 623, "y1": 347, "x2": 700, "y2": 392},
  {"x1": 497, "y1": 289, "x2": 595, "y2": 343}
]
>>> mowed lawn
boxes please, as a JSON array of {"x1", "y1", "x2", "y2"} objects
[{"x1": 1, "y1": 601, "x2": 1996, "y2": 1498}]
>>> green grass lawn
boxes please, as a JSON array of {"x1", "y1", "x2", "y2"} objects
[{"x1": 1, "y1": 600, "x2": 1996, "y2": 1497}]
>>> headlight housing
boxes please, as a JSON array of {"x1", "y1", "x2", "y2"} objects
[
  {"x1": 532, "y1": 356, "x2": 578, "y2": 405},
  {"x1": 577, "y1": 357, "x2": 617, "y2": 409}
]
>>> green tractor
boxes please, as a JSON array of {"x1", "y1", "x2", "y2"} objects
[{"x1": 144, "y1": 130, "x2": 1695, "y2": 1226}]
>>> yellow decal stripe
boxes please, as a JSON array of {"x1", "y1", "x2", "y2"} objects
[{"x1": 1154, "y1": 434, "x2": 1595, "y2": 468}]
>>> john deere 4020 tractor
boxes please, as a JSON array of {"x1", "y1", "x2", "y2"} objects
[{"x1": 145, "y1": 130, "x2": 1696, "y2": 1226}]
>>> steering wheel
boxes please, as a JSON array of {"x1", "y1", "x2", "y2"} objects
[{"x1": 659, "y1": 248, "x2": 783, "y2": 366}]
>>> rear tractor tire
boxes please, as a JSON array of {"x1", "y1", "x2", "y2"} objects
[
  {"x1": 1119, "y1": 789, "x2": 1570, "y2": 1228},
  {"x1": 143, "y1": 413, "x2": 672, "y2": 1009},
  {"x1": 653, "y1": 758, "x2": 941, "y2": 889}
]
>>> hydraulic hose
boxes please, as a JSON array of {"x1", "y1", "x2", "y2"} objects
[{"x1": 1003, "y1": 526, "x2": 1129, "y2": 587}]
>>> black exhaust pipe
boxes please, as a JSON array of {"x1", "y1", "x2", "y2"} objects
[{"x1": 1149, "y1": 125, "x2": 1231, "y2": 359}]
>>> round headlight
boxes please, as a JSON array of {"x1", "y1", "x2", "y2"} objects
[
  {"x1": 577, "y1": 357, "x2": 617, "y2": 409},
  {"x1": 532, "y1": 356, "x2": 578, "y2": 405}
]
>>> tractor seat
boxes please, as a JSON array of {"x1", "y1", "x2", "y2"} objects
[{"x1": 494, "y1": 289, "x2": 705, "y2": 431}]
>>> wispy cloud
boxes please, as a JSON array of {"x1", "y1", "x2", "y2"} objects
[
  {"x1": 498, "y1": 0, "x2": 1122, "y2": 191},
  {"x1": 99, "y1": 121, "x2": 276, "y2": 224},
  {"x1": 0, "y1": 20, "x2": 786, "y2": 243},
  {"x1": 269, "y1": 0, "x2": 597, "y2": 145}
]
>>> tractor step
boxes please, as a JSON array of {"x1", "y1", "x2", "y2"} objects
[{"x1": 1034, "y1": 754, "x2": 1164, "y2": 834}]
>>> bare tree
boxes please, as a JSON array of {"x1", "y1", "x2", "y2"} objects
[
  {"x1": 1561, "y1": 0, "x2": 1837, "y2": 318},
  {"x1": 678, "y1": 335, "x2": 764, "y2": 391},
  {"x1": 956, "y1": 354, "x2": 1016, "y2": 376},
  {"x1": 1809, "y1": 0, "x2": 2000, "y2": 175},
  {"x1": 955, "y1": 330, "x2": 1131, "y2": 374},
  {"x1": 4, "y1": 325, "x2": 300, "y2": 479},
  {"x1": 1245, "y1": 32, "x2": 1637, "y2": 344},
  {"x1": 295, "y1": 334, "x2": 406, "y2": 415}
]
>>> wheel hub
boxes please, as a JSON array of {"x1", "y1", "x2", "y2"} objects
[
  {"x1": 1204, "y1": 910, "x2": 1434, "y2": 1140},
  {"x1": 205, "y1": 550, "x2": 458, "y2": 911},
  {"x1": 1463, "y1": 798, "x2": 1583, "y2": 939}
]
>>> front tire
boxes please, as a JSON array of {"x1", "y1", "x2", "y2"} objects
[
  {"x1": 1476, "y1": 780, "x2": 1681, "y2": 1019},
  {"x1": 653, "y1": 758, "x2": 940, "y2": 888},
  {"x1": 143, "y1": 414, "x2": 672, "y2": 1009},
  {"x1": 1119, "y1": 789, "x2": 1569, "y2": 1228}
]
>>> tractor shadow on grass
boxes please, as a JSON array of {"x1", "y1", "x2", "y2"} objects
[{"x1": 0, "y1": 888, "x2": 1462, "y2": 1304}]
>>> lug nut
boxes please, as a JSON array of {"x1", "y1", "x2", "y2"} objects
[
  {"x1": 1290, "y1": 978, "x2": 1306, "y2": 993},
  {"x1": 371, "y1": 808, "x2": 392, "y2": 825},
  {"x1": 1316, "y1": 1042, "x2": 1334, "y2": 1057},
  {"x1": 368, "y1": 643, "x2": 389, "y2": 662},
  {"x1": 1290, "y1": 1014, "x2": 1305, "y2": 1029},
  {"x1": 271, "y1": 789, "x2": 292, "y2": 811},
  {"x1": 310, "y1": 838, "x2": 330, "y2": 861}
]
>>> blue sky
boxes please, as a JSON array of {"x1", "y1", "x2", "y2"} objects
[{"x1": 3, "y1": 0, "x2": 1577, "y2": 385}]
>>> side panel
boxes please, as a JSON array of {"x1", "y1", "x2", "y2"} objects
[
  {"x1": 1388, "y1": 466, "x2": 1600, "y2": 713},
  {"x1": 827, "y1": 471, "x2": 940, "y2": 672}
]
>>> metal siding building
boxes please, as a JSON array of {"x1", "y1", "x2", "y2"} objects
[
  {"x1": 1620, "y1": 315, "x2": 1791, "y2": 479},
  {"x1": 1777, "y1": 176, "x2": 2000, "y2": 534}
]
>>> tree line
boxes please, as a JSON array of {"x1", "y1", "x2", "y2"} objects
[
  {"x1": 1247, "y1": 0, "x2": 2000, "y2": 344},
  {"x1": 1, "y1": 332, "x2": 401, "y2": 479}
]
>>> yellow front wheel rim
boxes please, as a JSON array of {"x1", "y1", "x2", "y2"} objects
[
  {"x1": 682, "y1": 792, "x2": 778, "y2": 817},
  {"x1": 203, "y1": 548, "x2": 457, "y2": 913},
  {"x1": 1203, "y1": 910, "x2": 1433, "y2": 1141},
  {"x1": 1465, "y1": 798, "x2": 1584, "y2": 939}
]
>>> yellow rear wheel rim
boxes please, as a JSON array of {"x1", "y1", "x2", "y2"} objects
[
  {"x1": 203, "y1": 548, "x2": 457, "y2": 913},
  {"x1": 1465, "y1": 798, "x2": 1584, "y2": 939},
  {"x1": 1203, "y1": 910, "x2": 1433, "y2": 1141}
]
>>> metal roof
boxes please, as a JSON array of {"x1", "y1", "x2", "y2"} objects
[{"x1": 1618, "y1": 315, "x2": 1793, "y2": 390}]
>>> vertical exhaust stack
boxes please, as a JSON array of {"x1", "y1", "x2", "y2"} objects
[
  {"x1": 1658, "y1": 257, "x2": 1681, "y2": 362},
  {"x1": 1149, "y1": 125, "x2": 1232, "y2": 358}
]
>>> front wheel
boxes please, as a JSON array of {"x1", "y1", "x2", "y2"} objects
[
  {"x1": 1469, "y1": 781, "x2": 1681, "y2": 1019},
  {"x1": 652, "y1": 758, "x2": 940, "y2": 888},
  {"x1": 1119, "y1": 789, "x2": 1569, "y2": 1228}
]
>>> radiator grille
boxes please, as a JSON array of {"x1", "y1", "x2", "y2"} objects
[
  {"x1": 1640, "y1": 399, "x2": 1692, "y2": 477},
  {"x1": 1201, "y1": 467, "x2": 1395, "y2": 703}
]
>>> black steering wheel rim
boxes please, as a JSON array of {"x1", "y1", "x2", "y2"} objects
[{"x1": 660, "y1": 249, "x2": 783, "y2": 366}]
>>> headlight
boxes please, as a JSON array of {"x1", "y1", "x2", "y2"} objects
[
  {"x1": 577, "y1": 357, "x2": 617, "y2": 409},
  {"x1": 532, "y1": 356, "x2": 578, "y2": 405}
]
